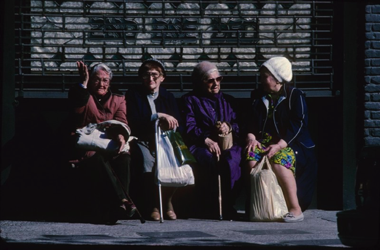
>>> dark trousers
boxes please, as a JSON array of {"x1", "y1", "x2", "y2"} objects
[
  {"x1": 293, "y1": 144, "x2": 318, "y2": 211},
  {"x1": 191, "y1": 151, "x2": 240, "y2": 219},
  {"x1": 75, "y1": 153, "x2": 131, "y2": 217}
]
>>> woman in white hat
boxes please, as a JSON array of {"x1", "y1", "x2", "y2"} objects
[{"x1": 244, "y1": 57, "x2": 317, "y2": 222}]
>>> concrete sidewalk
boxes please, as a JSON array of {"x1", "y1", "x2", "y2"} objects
[{"x1": 1, "y1": 209, "x2": 353, "y2": 249}]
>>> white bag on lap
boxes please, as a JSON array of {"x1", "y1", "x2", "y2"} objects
[{"x1": 76, "y1": 120, "x2": 132, "y2": 153}]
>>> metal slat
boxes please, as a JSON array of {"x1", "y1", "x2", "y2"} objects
[{"x1": 15, "y1": 0, "x2": 334, "y2": 98}]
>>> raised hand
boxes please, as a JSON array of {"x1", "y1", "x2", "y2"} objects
[{"x1": 77, "y1": 61, "x2": 89, "y2": 87}]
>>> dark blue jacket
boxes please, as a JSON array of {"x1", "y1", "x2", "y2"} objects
[
  {"x1": 125, "y1": 85, "x2": 183, "y2": 142},
  {"x1": 247, "y1": 85, "x2": 315, "y2": 149}
]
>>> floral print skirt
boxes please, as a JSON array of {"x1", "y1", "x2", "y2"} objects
[{"x1": 246, "y1": 133, "x2": 296, "y2": 174}]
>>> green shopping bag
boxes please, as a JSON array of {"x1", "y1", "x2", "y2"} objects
[{"x1": 165, "y1": 130, "x2": 197, "y2": 165}]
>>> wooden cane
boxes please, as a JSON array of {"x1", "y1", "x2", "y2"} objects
[{"x1": 217, "y1": 154, "x2": 223, "y2": 221}]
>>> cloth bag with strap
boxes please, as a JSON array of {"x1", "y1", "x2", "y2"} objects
[
  {"x1": 216, "y1": 121, "x2": 233, "y2": 150},
  {"x1": 75, "y1": 119, "x2": 134, "y2": 153}
]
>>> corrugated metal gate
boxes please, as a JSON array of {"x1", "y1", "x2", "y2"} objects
[{"x1": 14, "y1": 0, "x2": 334, "y2": 98}]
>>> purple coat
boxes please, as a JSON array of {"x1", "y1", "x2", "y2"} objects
[{"x1": 181, "y1": 91, "x2": 241, "y2": 189}]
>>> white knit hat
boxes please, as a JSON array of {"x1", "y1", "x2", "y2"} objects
[{"x1": 262, "y1": 57, "x2": 293, "y2": 83}]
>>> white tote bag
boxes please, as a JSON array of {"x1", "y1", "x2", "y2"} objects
[
  {"x1": 155, "y1": 120, "x2": 195, "y2": 187},
  {"x1": 249, "y1": 156, "x2": 288, "y2": 222},
  {"x1": 76, "y1": 120, "x2": 133, "y2": 153}
]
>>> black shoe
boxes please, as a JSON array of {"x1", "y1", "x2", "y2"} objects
[
  {"x1": 223, "y1": 207, "x2": 238, "y2": 221},
  {"x1": 104, "y1": 209, "x2": 118, "y2": 225}
]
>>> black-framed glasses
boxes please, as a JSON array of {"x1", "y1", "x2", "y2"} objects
[
  {"x1": 142, "y1": 72, "x2": 161, "y2": 80},
  {"x1": 204, "y1": 76, "x2": 223, "y2": 84}
]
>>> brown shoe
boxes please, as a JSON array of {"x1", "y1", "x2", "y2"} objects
[
  {"x1": 165, "y1": 210, "x2": 177, "y2": 220},
  {"x1": 165, "y1": 198, "x2": 176, "y2": 220},
  {"x1": 150, "y1": 208, "x2": 160, "y2": 221}
]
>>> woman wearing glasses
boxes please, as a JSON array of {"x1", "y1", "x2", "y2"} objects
[
  {"x1": 126, "y1": 58, "x2": 182, "y2": 221},
  {"x1": 66, "y1": 61, "x2": 135, "y2": 224},
  {"x1": 181, "y1": 61, "x2": 242, "y2": 220}
]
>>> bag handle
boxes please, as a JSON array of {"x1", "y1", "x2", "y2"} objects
[
  {"x1": 255, "y1": 155, "x2": 272, "y2": 172},
  {"x1": 155, "y1": 119, "x2": 177, "y2": 151},
  {"x1": 156, "y1": 118, "x2": 177, "y2": 133},
  {"x1": 264, "y1": 156, "x2": 272, "y2": 171}
]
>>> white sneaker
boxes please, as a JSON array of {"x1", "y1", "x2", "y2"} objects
[{"x1": 283, "y1": 212, "x2": 304, "y2": 223}]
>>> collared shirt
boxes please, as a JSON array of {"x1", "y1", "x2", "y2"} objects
[{"x1": 147, "y1": 90, "x2": 159, "y2": 121}]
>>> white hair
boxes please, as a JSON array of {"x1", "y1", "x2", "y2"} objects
[{"x1": 90, "y1": 63, "x2": 113, "y2": 80}]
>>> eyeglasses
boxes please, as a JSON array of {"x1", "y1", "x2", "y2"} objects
[
  {"x1": 142, "y1": 72, "x2": 161, "y2": 80},
  {"x1": 204, "y1": 76, "x2": 223, "y2": 84},
  {"x1": 94, "y1": 78, "x2": 110, "y2": 85}
]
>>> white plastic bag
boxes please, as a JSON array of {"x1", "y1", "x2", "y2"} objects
[
  {"x1": 155, "y1": 120, "x2": 195, "y2": 187},
  {"x1": 249, "y1": 156, "x2": 288, "y2": 222}
]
